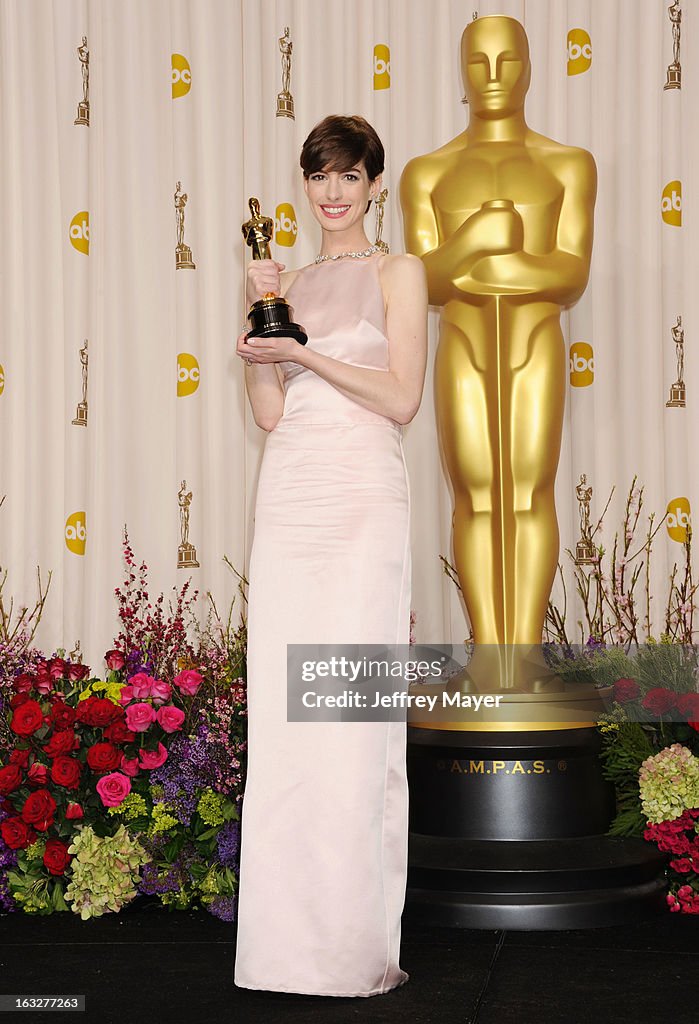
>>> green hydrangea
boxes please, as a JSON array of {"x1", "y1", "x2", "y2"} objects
[
  {"x1": 24, "y1": 839, "x2": 46, "y2": 863},
  {"x1": 639, "y1": 743, "x2": 699, "y2": 823},
  {"x1": 197, "y1": 789, "x2": 225, "y2": 827},
  {"x1": 64, "y1": 824, "x2": 148, "y2": 920},
  {"x1": 107, "y1": 792, "x2": 149, "y2": 821},
  {"x1": 150, "y1": 802, "x2": 179, "y2": 834}
]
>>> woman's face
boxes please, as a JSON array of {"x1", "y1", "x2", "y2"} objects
[{"x1": 303, "y1": 161, "x2": 380, "y2": 235}]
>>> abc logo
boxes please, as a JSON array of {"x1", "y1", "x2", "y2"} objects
[
  {"x1": 373, "y1": 44, "x2": 391, "y2": 90},
  {"x1": 567, "y1": 29, "x2": 592, "y2": 76},
  {"x1": 666, "y1": 497, "x2": 691, "y2": 543},
  {"x1": 569, "y1": 342, "x2": 594, "y2": 387},
  {"x1": 177, "y1": 353, "x2": 200, "y2": 397},
  {"x1": 661, "y1": 180, "x2": 682, "y2": 227},
  {"x1": 65, "y1": 511, "x2": 87, "y2": 555},
  {"x1": 0, "y1": 363, "x2": 4, "y2": 396},
  {"x1": 275, "y1": 203, "x2": 297, "y2": 247},
  {"x1": 172, "y1": 54, "x2": 192, "y2": 98},
  {"x1": 70, "y1": 211, "x2": 90, "y2": 254}
]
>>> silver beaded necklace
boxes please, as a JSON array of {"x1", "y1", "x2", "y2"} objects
[{"x1": 314, "y1": 244, "x2": 380, "y2": 264}]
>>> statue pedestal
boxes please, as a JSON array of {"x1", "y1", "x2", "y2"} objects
[
  {"x1": 405, "y1": 717, "x2": 666, "y2": 928},
  {"x1": 177, "y1": 543, "x2": 199, "y2": 568},
  {"x1": 276, "y1": 92, "x2": 294, "y2": 118},
  {"x1": 664, "y1": 64, "x2": 681, "y2": 90},
  {"x1": 666, "y1": 382, "x2": 685, "y2": 407}
]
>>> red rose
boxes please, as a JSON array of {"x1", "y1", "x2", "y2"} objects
[
  {"x1": 103, "y1": 719, "x2": 135, "y2": 744},
  {"x1": 105, "y1": 650, "x2": 126, "y2": 671},
  {"x1": 35, "y1": 668, "x2": 53, "y2": 694},
  {"x1": 65, "y1": 802, "x2": 84, "y2": 820},
  {"x1": 48, "y1": 658, "x2": 68, "y2": 681},
  {"x1": 43, "y1": 730, "x2": 79, "y2": 758},
  {"x1": 27, "y1": 762, "x2": 49, "y2": 787},
  {"x1": 612, "y1": 678, "x2": 640, "y2": 704},
  {"x1": 10, "y1": 700, "x2": 45, "y2": 737},
  {"x1": 0, "y1": 764, "x2": 23, "y2": 795},
  {"x1": 21, "y1": 789, "x2": 56, "y2": 831},
  {"x1": 10, "y1": 692, "x2": 31, "y2": 709},
  {"x1": 43, "y1": 838, "x2": 71, "y2": 876},
  {"x1": 12, "y1": 673, "x2": 34, "y2": 693},
  {"x1": 68, "y1": 663, "x2": 91, "y2": 682},
  {"x1": 9, "y1": 749, "x2": 30, "y2": 768},
  {"x1": 0, "y1": 816, "x2": 36, "y2": 850},
  {"x1": 50, "y1": 756, "x2": 82, "y2": 790},
  {"x1": 48, "y1": 701, "x2": 76, "y2": 730},
  {"x1": 86, "y1": 742, "x2": 121, "y2": 772},
  {"x1": 76, "y1": 696, "x2": 120, "y2": 727},
  {"x1": 676, "y1": 693, "x2": 699, "y2": 720},
  {"x1": 690, "y1": 721, "x2": 699, "y2": 733},
  {"x1": 641, "y1": 687, "x2": 677, "y2": 716}
]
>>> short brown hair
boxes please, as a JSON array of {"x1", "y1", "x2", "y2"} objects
[{"x1": 300, "y1": 115, "x2": 384, "y2": 181}]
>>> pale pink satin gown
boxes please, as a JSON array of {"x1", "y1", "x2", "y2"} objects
[{"x1": 234, "y1": 257, "x2": 411, "y2": 997}]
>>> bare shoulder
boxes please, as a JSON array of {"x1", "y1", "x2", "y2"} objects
[{"x1": 378, "y1": 252, "x2": 426, "y2": 283}]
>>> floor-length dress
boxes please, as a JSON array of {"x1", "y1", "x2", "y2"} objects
[{"x1": 233, "y1": 257, "x2": 411, "y2": 997}]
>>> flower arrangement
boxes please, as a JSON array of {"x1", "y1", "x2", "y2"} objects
[{"x1": 0, "y1": 526, "x2": 248, "y2": 920}]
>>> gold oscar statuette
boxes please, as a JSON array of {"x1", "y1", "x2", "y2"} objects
[
  {"x1": 276, "y1": 26, "x2": 295, "y2": 119},
  {"x1": 174, "y1": 182, "x2": 196, "y2": 269},
  {"x1": 400, "y1": 16, "x2": 598, "y2": 709},
  {"x1": 242, "y1": 198, "x2": 307, "y2": 345},
  {"x1": 664, "y1": 0, "x2": 682, "y2": 90},
  {"x1": 666, "y1": 315, "x2": 685, "y2": 407},
  {"x1": 72, "y1": 339, "x2": 88, "y2": 426},
  {"x1": 574, "y1": 474, "x2": 598, "y2": 565},
  {"x1": 177, "y1": 480, "x2": 200, "y2": 569},
  {"x1": 74, "y1": 36, "x2": 90, "y2": 125},
  {"x1": 374, "y1": 188, "x2": 390, "y2": 254}
]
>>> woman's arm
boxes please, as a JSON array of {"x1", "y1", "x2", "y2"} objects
[
  {"x1": 237, "y1": 254, "x2": 428, "y2": 425},
  {"x1": 239, "y1": 259, "x2": 288, "y2": 432}
]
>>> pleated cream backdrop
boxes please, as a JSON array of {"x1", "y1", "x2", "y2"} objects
[{"x1": 0, "y1": 0, "x2": 697, "y2": 669}]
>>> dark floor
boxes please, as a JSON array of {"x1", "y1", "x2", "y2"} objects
[{"x1": 0, "y1": 902, "x2": 697, "y2": 1024}]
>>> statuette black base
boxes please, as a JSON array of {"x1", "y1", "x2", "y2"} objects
[{"x1": 247, "y1": 296, "x2": 307, "y2": 345}]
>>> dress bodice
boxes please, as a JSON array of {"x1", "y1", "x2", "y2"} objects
[{"x1": 277, "y1": 257, "x2": 396, "y2": 427}]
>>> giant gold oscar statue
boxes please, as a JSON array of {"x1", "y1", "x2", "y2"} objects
[
  {"x1": 401, "y1": 14, "x2": 596, "y2": 705},
  {"x1": 397, "y1": 17, "x2": 664, "y2": 929}
]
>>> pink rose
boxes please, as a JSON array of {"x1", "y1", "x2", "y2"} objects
[
  {"x1": 120, "y1": 754, "x2": 141, "y2": 777},
  {"x1": 156, "y1": 706, "x2": 185, "y2": 733},
  {"x1": 174, "y1": 669, "x2": 203, "y2": 696},
  {"x1": 138, "y1": 743, "x2": 168, "y2": 770},
  {"x1": 118, "y1": 684, "x2": 135, "y2": 706},
  {"x1": 129, "y1": 673, "x2": 153, "y2": 699},
  {"x1": 150, "y1": 680, "x2": 172, "y2": 705},
  {"x1": 125, "y1": 702, "x2": 157, "y2": 732},
  {"x1": 105, "y1": 650, "x2": 126, "y2": 671},
  {"x1": 96, "y1": 772, "x2": 132, "y2": 807}
]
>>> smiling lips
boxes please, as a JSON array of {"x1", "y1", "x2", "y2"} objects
[{"x1": 320, "y1": 205, "x2": 351, "y2": 218}]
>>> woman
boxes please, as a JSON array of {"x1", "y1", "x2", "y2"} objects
[{"x1": 233, "y1": 115, "x2": 428, "y2": 997}]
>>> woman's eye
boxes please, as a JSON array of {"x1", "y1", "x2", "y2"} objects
[
  {"x1": 344, "y1": 174, "x2": 359, "y2": 182},
  {"x1": 311, "y1": 174, "x2": 325, "y2": 181}
]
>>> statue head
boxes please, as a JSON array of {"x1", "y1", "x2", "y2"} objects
[{"x1": 461, "y1": 16, "x2": 531, "y2": 119}]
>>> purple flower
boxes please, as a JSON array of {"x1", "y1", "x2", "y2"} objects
[
  {"x1": 209, "y1": 894, "x2": 237, "y2": 922},
  {"x1": 216, "y1": 821, "x2": 240, "y2": 868}
]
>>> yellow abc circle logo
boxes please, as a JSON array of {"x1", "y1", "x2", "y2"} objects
[
  {"x1": 65, "y1": 511, "x2": 87, "y2": 555},
  {"x1": 661, "y1": 180, "x2": 682, "y2": 226},
  {"x1": 373, "y1": 44, "x2": 391, "y2": 90},
  {"x1": 177, "y1": 353, "x2": 200, "y2": 396},
  {"x1": 569, "y1": 342, "x2": 594, "y2": 387},
  {"x1": 275, "y1": 203, "x2": 298, "y2": 247},
  {"x1": 172, "y1": 54, "x2": 192, "y2": 98},
  {"x1": 666, "y1": 497, "x2": 691, "y2": 543},
  {"x1": 567, "y1": 29, "x2": 592, "y2": 76},
  {"x1": 0, "y1": 363, "x2": 5, "y2": 396},
  {"x1": 69, "y1": 211, "x2": 89, "y2": 254}
]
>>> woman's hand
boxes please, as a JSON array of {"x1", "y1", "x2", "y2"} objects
[
  {"x1": 246, "y1": 259, "x2": 286, "y2": 306},
  {"x1": 236, "y1": 330, "x2": 304, "y2": 365}
]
